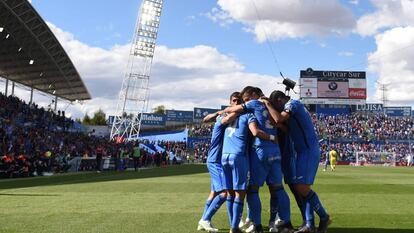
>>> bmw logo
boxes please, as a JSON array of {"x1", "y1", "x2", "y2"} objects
[{"x1": 328, "y1": 82, "x2": 338, "y2": 90}]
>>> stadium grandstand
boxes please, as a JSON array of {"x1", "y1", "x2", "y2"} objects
[
  {"x1": 1, "y1": 2, "x2": 413, "y2": 233},
  {"x1": 0, "y1": 0, "x2": 182, "y2": 178},
  {"x1": 1, "y1": 0, "x2": 413, "y2": 180},
  {"x1": 0, "y1": 0, "x2": 90, "y2": 102}
]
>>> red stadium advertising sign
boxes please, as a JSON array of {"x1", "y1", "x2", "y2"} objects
[{"x1": 349, "y1": 88, "x2": 366, "y2": 99}]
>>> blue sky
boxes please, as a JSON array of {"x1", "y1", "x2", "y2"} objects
[
  {"x1": 22, "y1": 0, "x2": 414, "y2": 117},
  {"x1": 32, "y1": 0, "x2": 374, "y2": 76}
]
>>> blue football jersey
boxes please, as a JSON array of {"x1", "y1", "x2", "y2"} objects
[
  {"x1": 243, "y1": 99, "x2": 278, "y2": 147},
  {"x1": 279, "y1": 130, "x2": 295, "y2": 159},
  {"x1": 222, "y1": 113, "x2": 256, "y2": 155},
  {"x1": 207, "y1": 115, "x2": 226, "y2": 163},
  {"x1": 284, "y1": 99, "x2": 319, "y2": 152}
]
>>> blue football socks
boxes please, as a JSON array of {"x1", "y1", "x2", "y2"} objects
[
  {"x1": 276, "y1": 187, "x2": 291, "y2": 223},
  {"x1": 306, "y1": 190, "x2": 328, "y2": 221},
  {"x1": 270, "y1": 196, "x2": 278, "y2": 222},
  {"x1": 201, "y1": 199, "x2": 212, "y2": 220},
  {"x1": 247, "y1": 189, "x2": 262, "y2": 225},
  {"x1": 232, "y1": 197, "x2": 244, "y2": 229},
  {"x1": 226, "y1": 196, "x2": 235, "y2": 224},
  {"x1": 204, "y1": 193, "x2": 227, "y2": 221}
]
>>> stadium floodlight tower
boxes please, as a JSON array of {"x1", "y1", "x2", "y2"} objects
[{"x1": 110, "y1": 0, "x2": 164, "y2": 141}]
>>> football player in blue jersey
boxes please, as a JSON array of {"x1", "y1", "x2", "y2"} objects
[
  {"x1": 221, "y1": 111, "x2": 255, "y2": 233},
  {"x1": 224, "y1": 86, "x2": 293, "y2": 233},
  {"x1": 278, "y1": 130, "x2": 316, "y2": 232},
  {"x1": 200, "y1": 92, "x2": 277, "y2": 233},
  {"x1": 222, "y1": 100, "x2": 280, "y2": 233},
  {"x1": 198, "y1": 92, "x2": 242, "y2": 233},
  {"x1": 266, "y1": 91, "x2": 331, "y2": 233}
]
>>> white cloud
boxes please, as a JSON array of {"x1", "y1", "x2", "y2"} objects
[
  {"x1": 319, "y1": 43, "x2": 328, "y2": 48},
  {"x1": 34, "y1": 23, "x2": 290, "y2": 119},
  {"x1": 356, "y1": 0, "x2": 414, "y2": 36},
  {"x1": 204, "y1": 7, "x2": 234, "y2": 27},
  {"x1": 368, "y1": 27, "x2": 414, "y2": 105},
  {"x1": 338, "y1": 51, "x2": 354, "y2": 57},
  {"x1": 349, "y1": 0, "x2": 359, "y2": 5},
  {"x1": 212, "y1": 0, "x2": 355, "y2": 41}
]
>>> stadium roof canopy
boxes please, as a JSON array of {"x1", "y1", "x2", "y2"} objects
[{"x1": 0, "y1": 0, "x2": 91, "y2": 101}]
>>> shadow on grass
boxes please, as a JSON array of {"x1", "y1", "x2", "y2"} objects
[
  {"x1": 0, "y1": 164, "x2": 207, "y2": 190},
  {"x1": 217, "y1": 228, "x2": 414, "y2": 233},
  {"x1": 327, "y1": 228, "x2": 414, "y2": 233}
]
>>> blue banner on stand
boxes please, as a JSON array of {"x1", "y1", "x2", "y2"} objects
[
  {"x1": 141, "y1": 113, "x2": 166, "y2": 126},
  {"x1": 166, "y1": 110, "x2": 193, "y2": 122},
  {"x1": 384, "y1": 107, "x2": 412, "y2": 117},
  {"x1": 193, "y1": 107, "x2": 220, "y2": 120}
]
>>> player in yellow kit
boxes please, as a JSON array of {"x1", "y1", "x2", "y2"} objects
[{"x1": 329, "y1": 149, "x2": 338, "y2": 171}]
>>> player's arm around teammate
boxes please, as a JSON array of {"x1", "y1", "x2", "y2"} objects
[
  {"x1": 198, "y1": 92, "x2": 242, "y2": 233},
  {"x1": 262, "y1": 98, "x2": 316, "y2": 231},
  {"x1": 268, "y1": 91, "x2": 331, "y2": 233},
  {"x1": 236, "y1": 87, "x2": 293, "y2": 233},
  {"x1": 221, "y1": 111, "x2": 258, "y2": 233}
]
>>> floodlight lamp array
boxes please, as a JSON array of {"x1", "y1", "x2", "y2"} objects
[{"x1": 140, "y1": 0, "x2": 162, "y2": 25}]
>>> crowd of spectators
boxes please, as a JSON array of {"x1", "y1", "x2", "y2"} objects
[
  {"x1": 188, "y1": 112, "x2": 413, "y2": 164},
  {"x1": 158, "y1": 140, "x2": 187, "y2": 158},
  {"x1": 193, "y1": 142, "x2": 211, "y2": 162},
  {"x1": 189, "y1": 124, "x2": 213, "y2": 138},
  {"x1": 315, "y1": 113, "x2": 413, "y2": 141},
  {"x1": 0, "y1": 93, "x2": 189, "y2": 178},
  {"x1": 0, "y1": 92, "x2": 95, "y2": 178},
  {"x1": 2, "y1": 91, "x2": 413, "y2": 179},
  {"x1": 188, "y1": 113, "x2": 413, "y2": 142},
  {"x1": 315, "y1": 113, "x2": 413, "y2": 163}
]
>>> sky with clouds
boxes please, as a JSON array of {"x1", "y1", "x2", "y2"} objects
[{"x1": 3, "y1": 0, "x2": 414, "y2": 118}]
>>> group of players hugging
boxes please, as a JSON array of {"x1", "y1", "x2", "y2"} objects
[{"x1": 197, "y1": 86, "x2": 331, "y2": 233}]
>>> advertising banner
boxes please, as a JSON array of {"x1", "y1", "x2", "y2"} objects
[
  {"x1": 384, "y1": 107, "x2": 412, "y2": 117},
  {"x1": 348, "y1": 88, "x2": 367, "y2": 99},
  {"x1": 300, "y1": 68, "x2": 367, "y2": 104},
  {"x1": 317, "y1": 81, "x2": 349, "y2": 98},
  {"x1": 166, "y1": 110, "x2": 193, "y2": 122},
  {"x1": 141, "y1": 113, "x2": 166, "y2": 126},
  {"x1": 300, "y1": 87, "x2": 317, "y2": 98},
  {"x1": 355, "y1": 104, "x2": 384, "y2": 112},
  {"x1": 193, "y1": 107, "x2": 220, "y2": 120}
]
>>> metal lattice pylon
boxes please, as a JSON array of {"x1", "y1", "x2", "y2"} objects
[{"x1": 110, "y1": 0, "x2": 164, "y2": 141}]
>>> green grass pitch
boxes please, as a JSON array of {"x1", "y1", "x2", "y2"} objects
[{"x1": 0, "y1": 165, "x2": 413, "y2": 233}]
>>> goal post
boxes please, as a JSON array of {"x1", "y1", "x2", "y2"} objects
[{"x1": 355, "y1": 151, "x2": 397, "y2": 167}]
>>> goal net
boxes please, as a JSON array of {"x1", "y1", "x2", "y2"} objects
[{"x1": 355, "y1": 151, "x2": 397, "y2": 167}]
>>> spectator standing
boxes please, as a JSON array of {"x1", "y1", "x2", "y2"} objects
[
  {"x1": 132, "y1": 144, "x2": 141, "y2": 171},
  {"x1": 95, "y1": 146, "x2": 104, "y2": 173}
]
